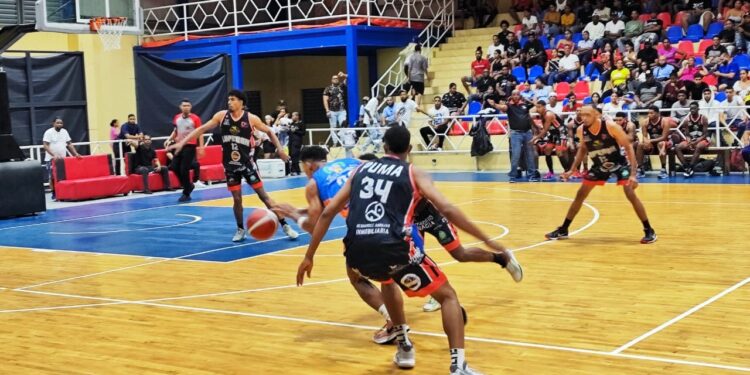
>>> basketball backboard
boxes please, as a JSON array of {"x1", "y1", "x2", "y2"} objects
[{"x1": 36, "y1": 0, "x2": 143, "y2": 35}]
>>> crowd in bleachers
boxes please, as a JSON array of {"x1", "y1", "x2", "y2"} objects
[{"x1": 448, "y1": 0, "x2": 750, "y2": 179}]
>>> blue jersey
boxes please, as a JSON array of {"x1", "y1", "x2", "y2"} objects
[{"x1": 312, "y1": 158, "x2": 362, "y2": 216}]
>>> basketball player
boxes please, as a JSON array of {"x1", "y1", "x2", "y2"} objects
[
  {"x1": 636, "y1": 105, "x2": 674, "y2": 179},
  {"x1": 674, "y1": 102, "x2": 710, "y2": 178},
  {"x1": 532, "y1": 100, "x2": 571, "y2": 181},
  {"x1": 566, "y1": 108, "x2": 587, "y2": 179},
  {"x1": 614, "y1": 112, "x2": 637, "y2": 144},
  {"x1": 297, "y1": 126, "x2": 518, "y2": 374},
  {"x1": 171, "y1": 90, "x2": 299, "y2": 242},
  {"x1": 545, "y1": 105, "x2": 657, "y2": 244},
  {"x1": 275, "y1": 147, "x2": 521, "y2": 343}
]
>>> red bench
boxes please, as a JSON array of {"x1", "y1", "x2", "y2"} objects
[
  {"x1": 52, "y1": 154, "x2": 130, "y2": 201},
  {"x1": 124, "y1": 149, "x2": 183, "y2": 192},
  {"x1": 196, "y1": 145, "x2": 225, "y2": 183}
]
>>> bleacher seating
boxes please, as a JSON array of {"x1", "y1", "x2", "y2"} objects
[
  {"x1": 686, "y1": 24, "x2": 704, "y2": 42},
  {"x1": 555, "y1": 82, "x2": 570, "y2": 100},
  {"x1": 696, "y1": 39, "x2": 713, "y2": 56},
  {"x1": 52, "y1": 154, "x2": 130, "y2": 201},
  {"x1": 573, "y1": 81, "x2": 590, "y2": 100},
  {"x1": 677, "y1": 40, "x2": 695, "y2": 57},
  {"x1": 732, "y1": 54, "x2": 750, "y2": 69},
  {"x1": 705, "y1": 22, "x2": 723, "y2": 39},
  {"x1": 528, "y1": 65, "x2": 543, "y2": 83},
  {"x1": 667, "y1": 26, "x2": 683, "y2": 44},
  {"x1": 657, "y1": 12, "x2": 672, "y2": 27},
  {"x1": 512, "y1": 66, "x2": 527, "y2": 82}
]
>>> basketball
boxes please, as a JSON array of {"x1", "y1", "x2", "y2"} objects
[{"x1": 245, "y1": 208, "x2": 279, "y2": 240}]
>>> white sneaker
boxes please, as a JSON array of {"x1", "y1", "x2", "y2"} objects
[
  {"x1": 232, "y1": 228, "x2": 246, "y2": 242},
  {"x1": 393, "y1": 343, "x2": 416, "y2": 369},
  {"x1": 505, "y1": 250, "x2": 523, "y2": 283},
  {"x1": 193, "y1": 181, "x2": 207, "y2": 189},
  {"x1": 282, "y1": 224, "x2": 299, "y2": 239},
  {"x1": 450, "y1": 363, "x2": 484, "y2": 375},
  {"x1": 372, "y1": 323, "x2": 398, "y2": 344},
  {"x1": 422, "y1": 297, "x2": 441, "y2": 312}
]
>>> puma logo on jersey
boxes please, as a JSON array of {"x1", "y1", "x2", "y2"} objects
[{"x1": 360, "y1": 162, "x2": 404, "y2": 177}]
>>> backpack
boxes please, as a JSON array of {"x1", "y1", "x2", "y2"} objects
[
  {"x1": 470, "y1": 118, "x2": 493, "y2": 157},
  {"x1": 693, "y1": 158, "x2": 716, "y2": 172},
  {"x1": 730, "y1": 149, "x2": 748, "y2": 172}
]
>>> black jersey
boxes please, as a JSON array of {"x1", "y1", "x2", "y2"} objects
[
  {"x1": 542, "y1": 112, "x2": 566, "y2": 142},
  {"x1": 220, "y1": 111, "x2": 256, "y2": 171},
  {"x1": 583, "y1": 118, "x2": 627, "y2": 173},
  {"x1": 344, "y1": 156, "x2": 419, "y2": 247},
  {"x1": 571, "y1": 117, "x2": 584, "y2": 142},
  {"x1": 647, "y1": 116, "x2": 665, "y2": 139},
  {"x1": 685, "y1": 114, "x2": 706, "y2": 141}
]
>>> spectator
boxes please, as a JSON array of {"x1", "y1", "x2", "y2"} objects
[
  {"x1": 167, "y1": 99, "x2": 203, "y2": 202},
  {"x1": 723, "y1": 87, "x2": 749, "y2": 131},
  {"x1": 561, "y1": 6, "x2": 577, "y2": 32},
  {"x1": 404, "y1": 44, "x2": 428, "y2": 105},
  {"x1": 562, "y1": 93, "x2": 581, "y2": 112},
  {"x1": 592, "y1": 1, "x2": 612, "y2": 22},
  {"x1": 133, "y1": 134, "x2": 170, "y2": 194},
  {"x1": 657, "y1": 38, "x2": 680, "y2": 66},
  {"x1": 487, "y1": 34, "x2": 505, "y2": 60},
  {"x1": 679, "y1": 57, "x2": 709, "y2": 83},
  {"x1": 442, "y1": 83, "x2": 468, "y2": 115},
  {"x1": 671, "y1": 90, "x2": 691, "y2": 121},
  {"x1": 733, "y1": 68, "x2": 750, "y2": 97},
  {"x1": 553, "y1": 45, "x2": 581, "y2": 83},
  {"x1": 461, "y1": 47, "x2": 491, "y2": 93},
  {"x1": 382, "y1": 96, "x2": 396, "y2": 124},
  {"x1": 653, "y1": 56, "x2": 676, "y2": 82},
  {"x1": 490, "y1": 50, "x2": 506, "y2": 79},
  {"x1": 739, "y1": 13, "x2": 750, "y2": 52},
  {"x1": 542, "y1": 49, "x2": 562, "y2": 85},
  {"x1": 494, "y1": 64, "x2": 518, "y2": 99},
  {"x1": 510, "y1": 0, "x2": 535, "y2": 25},
  {"x1": 521, "y1": 10, "x2": 540, "y2": 36},
  {"x1": 641, "y1": 12, "x2": 664, "y2": 46},
  {"x1": 504, "y1": 32, "x2": 523, "y2": 67},
  {"x1": 636, "y1": 61, "x2": 651, "y2": 82},
  {"x1": 543, "y1": 4, "x2": 562, "y2": 36},
  {"x1": 705, "y1": 36, "x2": 728, "y2": 70},
  {"x1": 323, "y1": 72, "x2": 348, "y2": 145},
  {"x1": 393, "y1": 89, "x2": 418, "y2": 126},
  {"x1": 575, "y1": 30, "x2": 595, "y2": 67},
  {"x1": 713, "y1": 52, "x2": 740, "y2": 89},
  {"x1": 635, "y1": 71, "x2": 664, "y2": 108},
  {"x1": 718, "y1": 20, "x2": 738, "y2": 55},
  {"x1": 274, "y1": 108, "x2": 291, "y2": 148},
  {"x1": 686, "y1": 73, "x2": 711, "y2": 99},
  {"x1": 531, "y1": 77, "x2": 552, "y2": 103},
  {"x1": 555, "y1": 0, "x2": 568, "y2": 12},
  {"x1": 490, "y1": 90, "x2": 539, "y2": 182},
  {"x1": 547, "y1": 95, "x2": 564, "y2": 114},
  {"x1": 417, "y1": 96, "x2": 451, "y2": 150},
  {"x1": 636, "y1": 40, "x2": 658, "y2": 66},
  {"x1": 603, "y1": 91, "x2": 625, "y2": 114},
  {"x1": 260, "y1": 115, "x2": 277, "y2": 159},
  {"x1": 109, "y1": 119, "x2": 122, "y2": 175},
  {"x1": 498, "y1": 20, "x2": 512, "y2": 45},
  {"x1": 663, "y1": 73, "x2": 685, "y2": 107},
  {"x1": 676, "y1": 101, "x2": 710, "y2": 177},
  {"x1": 699, "y1": 88, "x2": 725, "y2": 130},
  {"x1": 42, "y1": 117, "x2": 82, "y2": 200},
  {"x1": 576, "y1": 0, "x2": 595, "y2": 26},
  {"x1": 474, "y1": 0, "x2": 497, "y2": 28},
  {"x1": 288, "y1": 112, "x2": 306, "y2": 176},
  {"x1": 583, "y1": 15, "x2": 606, "y2": 48},
  {"x1": 119, "y1": 114, "x2": 143, "y2": 152},
  {"x1": 360, "y1": 94, "x2": 384, "y2": 152},
  {"x1": 621, "y1": 41, "x2": 638, "y2": 70},
  {"x1": 522, "y1": 31, "x2": 548, "y2": 68},
  {"x1": 682, "y1": 0, "x2": 714, "y2": 33},
  {"x1": 556, "y1": 30, "x2": 575, "y2": 51},
  {"x1": 590, "y1": 92, "x2": 603, "y2": 108},
  {"x1": 725, "y1": 0, "x2": 745, "y2": 24}
]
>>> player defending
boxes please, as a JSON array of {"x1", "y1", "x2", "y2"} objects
[
  {"x1": 275, "y1": 147, "x2": 522, "y2": 343},
  {"x1": 298, "y1": 126, "x2": 516, "y2": 374},
  {"x1": 171, "y1": 90, "x2": 299, "y2": 242},
  {"x1": 545, "y1": 105, "x2": 657, "y2": 244}
]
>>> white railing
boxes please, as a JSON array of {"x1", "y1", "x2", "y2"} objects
[
  {"x1": 370, "y1": 0, "x2": 453, "y2": 100},
  {"x1": 142, "y1": 0, "x2": 444, "y2": 39}
]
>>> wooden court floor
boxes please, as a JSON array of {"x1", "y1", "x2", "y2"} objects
[{"x1": 1, "y1": 181, "x2": 749, "y2": 374}]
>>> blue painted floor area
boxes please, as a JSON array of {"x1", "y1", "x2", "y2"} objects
[{"x1": 0, "y1": 171, "x2": 746, "y2": 262}]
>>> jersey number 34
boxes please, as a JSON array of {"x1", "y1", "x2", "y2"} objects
[{"x1": 360, "y1": 176, "x2": 393, "y2": 203}]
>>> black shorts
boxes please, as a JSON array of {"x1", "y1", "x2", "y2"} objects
[
  {"x1": 414, "y1": 202, "x2": 460, "y2": 251},
  {"x1": 583, "y1": 165, "x2": 632, "y2": 186},
  {"x1": 262, "y1": 140, "x2": 276, "y2": 154},
  {"x1": 408, "y1": 81, "x2": 425, "y2": 95},
  {"x1": 225, "y1": 162, "x2": 263, "y2": 191}
]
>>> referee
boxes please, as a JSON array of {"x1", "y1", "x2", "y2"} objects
[{"x1": 166, "y1": 99, "x2": 203, "y2": 202}]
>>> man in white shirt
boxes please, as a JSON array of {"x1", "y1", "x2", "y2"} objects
[
  {"x1": 360, "y1": 94, "x2": 384, "y2": 152},
  {"x1": 487, "y1": 33, "x2": 505, "y2": 60},
  {"x1": 583, "y1": 15, "x2": 605, "y2": 48},
  {"x1": 575, "y1": 30, "x2": 595, "y2": 66},
  {"x1": 698, "y1": 89, "x2": 725, "y2": 129},
  {"x1": 521, "y1": 10, "x2": 539, "y2": 35},
  {"x1": 546, "y1": 95, "x2": 564, "y2": 114},
  {"x1": 603, "y1": 13, "x2": 625, "y2": 43},
  {"x1": 393, "y1": 89, "x2": 418, "y2": 127},
  {"x1": 42, "y1": 117, "x2": 82, "y2": 200},
  {"x1": 551, "y1": 46, "x2": 580, "y2": 83},
  {"x1": 417, "y1": 95, "x2": 452, "y2": 150},
  {"x1": 602, "y1": 92, "x2": 624, "y2": 115},
  {"x1": 591, "y1": 1, "x2": 611, "y2": 22}
]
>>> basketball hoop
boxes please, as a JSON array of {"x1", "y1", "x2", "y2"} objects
[{"x1": 89, "y1": 17, "x2": 128, "y2": 51}]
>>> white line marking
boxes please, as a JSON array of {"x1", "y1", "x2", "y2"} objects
[
  {"x1": 611, "y1": 276, "x2": 750, "y2": 354},
  {"x1": 13, "y1": 288, "x2": 750, "y2": 373},
  {"x1": 48, "y1": 214, "x2": 203, "y2": 235},
  {"x1": 0, "y1": 301, "x2": 127, "y2": 314},
  {"x1": 13, "y1": 224, "x2": 345, "y2": 291}
]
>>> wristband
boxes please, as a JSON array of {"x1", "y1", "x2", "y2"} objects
[{"x1": 297, "y1": 216, "x2": 308, "y2": 229}]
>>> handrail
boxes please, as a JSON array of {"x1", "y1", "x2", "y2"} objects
[{"x1": 370, "y1": 0, "x2": 454, "y2": 100}]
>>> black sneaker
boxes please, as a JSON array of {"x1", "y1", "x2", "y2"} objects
[
  {"x1": 636, "y1": 168, "x2": 646, "y2": 179},
  {"x1": 641, "y1": 228, "x2": 657, "y2": 244},
  {"x1": 178, "y1": 194, "x2": 191, "y2": 202},
  {"x1": 143, "y1": 190, "x2": 153, "y2": 194},
  {"x1": 545, "y1": 227, "x2": 569, "y2": 240}
]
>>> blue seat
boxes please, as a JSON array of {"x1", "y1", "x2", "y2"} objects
[
  {"x1": 582, "y1": 97, "x2": 592, "y2": 104},
  {"x1": 572, "y1": 32, "x2": 582, "y2": 44},
  {"x1": 512, "y1": 66, "x2": 527, "y2": 82},
  {"x1": 705, "y1": 22, "x2": 723, "y2": 39},
  {"x1": 686, "y1": 24, "x2": 704, "y2": 42},
  {"x1": 667, "y1": 26, "x2": 683, "y2": 44},
  {"x1": 552, "y1": 34, "x2": 564, "y2": 48},
  {"x1": 468, "y1": 101, "x2": 482, "y2": 115},
  {"x1": 562, "y1": 98, "x2": 569, "y2": 106},
  {"x1": 528, "y1": 65, "x2": 544, "y2": 82},
  {"x1": 541, "y1": 36, "x2": 550, "y2": 49},
  {"x1": 603, "y1": 96, "x2": 612, "y2": 104},
  {"x1": 714, "y1": 91, "x2": 727, "y2": 102},
  {"x1": 584, "y1": 62, "x2": 600, "y2": 80},
  {"x1": 694, "y1": 56, "x2": 704, "y2": 66},
  {"x1": 732, "y1": 54, "x2": 750, "y2": 70},
  {"x1": 520, "y1": 36, "x2": 528, "y2": 48}
]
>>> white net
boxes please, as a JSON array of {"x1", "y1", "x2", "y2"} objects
[{"x1": 94, "y1": 17, "x2": 128, "y2": 51}]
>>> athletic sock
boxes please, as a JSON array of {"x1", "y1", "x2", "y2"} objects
[
  {"x1": 492, "y1": 252, "x2": 509, "y2": 268},
  {"x1": 642, "y1": 220, "x2": 652, "y2": 231},
  {"x1": 278, "y1": 218, "x2": 288, "y2": 226},
  {"x1": 561, "y1": 218, "x2": 572, "y2": 231},
  {"x1": 394, "y1": 324, "x2": 412, "y2": 348},
  {"x1": 450, "y1": 348, "x2": 466, "y2": 369},
  {"x1": 377, "y1": 304, "x2": 391, "y2": 322},
  {"x1": 545, "y1": 155, "x2": 554, "y2": 173}
]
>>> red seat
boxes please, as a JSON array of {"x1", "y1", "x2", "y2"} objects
[
  {"x1": 703, "y1": 74, "x2": 718, "y2": 87},
  {"x1": 196, "y1": 145, "x2": 226, "y2": 183},
  {"x1": 677, "y1": 40, "x2": 695, "y2": 58},
  {"x1": 53, "y1": 154, "x2": 130, "y2": 201},
  {"x1": 638, "y1": 14, "x2": 651, "y2": 23},
  {"x1": 124, "y1": 150, "x2": 184, "y2": 192},
  {"x1": 513, "y1": 24, "x2": 522, "y2": 33},
  {"x1": 674, "y1": 11, "x2": 685, "y2": 27},
  {"x1": 657, "y1": 12, "x2": 672, "y2": 27},
  {"x1": 486, "y1": 119, "x2": 507, "y2": 135},
  {"x1": 449, "y1": 121, "x2": 471, "y2": 135},
  {"x1": 555, "y1": 82, "x2": 571, "y2": 100},
  {"x1": 573, "y1": 81, "x2": 590, "y2": 100},
  {"x1": 546, "y1": 49, "x2": 554, "y2": 60},
  {"x1": 696, "y1": 39, "x2": 713, "y2": 56}
]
